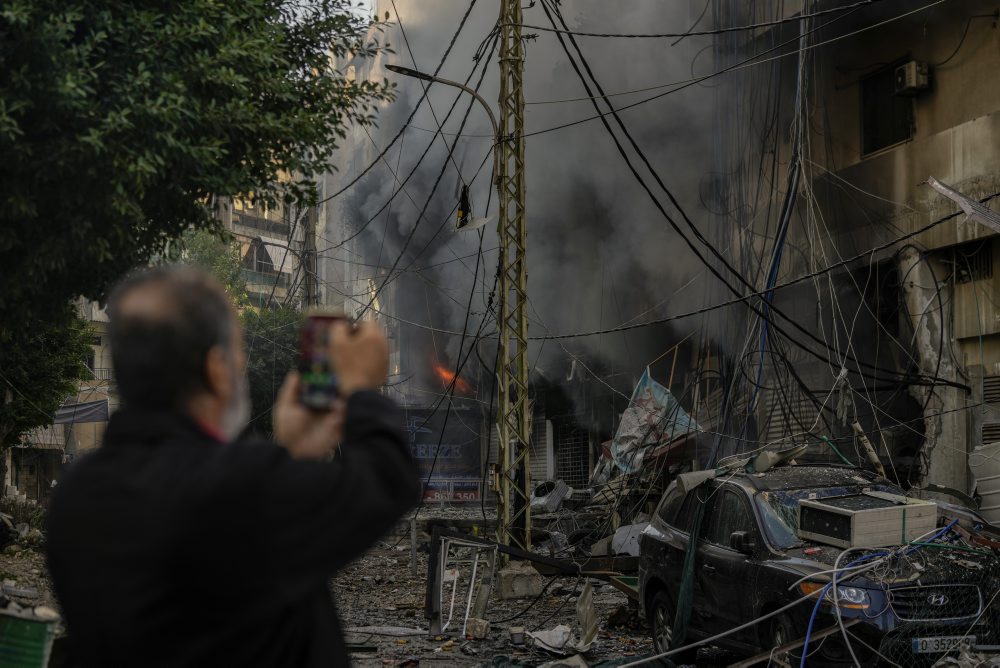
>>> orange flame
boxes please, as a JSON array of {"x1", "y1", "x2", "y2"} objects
[{"x1": 432, "y1": 362, "x2": 472, "y2": 395}]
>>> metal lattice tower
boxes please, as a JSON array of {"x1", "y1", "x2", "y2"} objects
[{"x1": 495, "y1": 0, "x2": 531, "y2": 551}]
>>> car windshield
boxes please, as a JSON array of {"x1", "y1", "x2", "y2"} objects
[{"x1": 755, "y1": 483, "x2": 902, "y2": 549}]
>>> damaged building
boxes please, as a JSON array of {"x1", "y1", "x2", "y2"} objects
[{"x1": 698, "y1": 0, "x2": 1000, "y2": 515}]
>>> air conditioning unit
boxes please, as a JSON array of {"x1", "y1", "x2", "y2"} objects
[
  {"x1": 798, "y1": 491, "x2": 937, "y2": 549},
  {"x1": 895, "y1": 60, "x2": 929, "y2": 96}
]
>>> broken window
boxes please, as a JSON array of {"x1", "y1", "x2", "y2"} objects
[
  {"x1": 861, "y1": 61, "x2": 913, "y2": 155},
  {"x1": 707, "y1": 491, "x2": 753, "y2": 546},
  {"x1": 757, "y1": 491, "x2": 803, "y2": 549}
]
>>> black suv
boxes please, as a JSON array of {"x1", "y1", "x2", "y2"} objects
[{"x1": 638, "y1": 465, "x2": 1000, "y2": 666}]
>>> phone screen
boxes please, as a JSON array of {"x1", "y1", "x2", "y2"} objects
[{"x1": 298, "y1": 313, "x2": 346, "y2": 409}]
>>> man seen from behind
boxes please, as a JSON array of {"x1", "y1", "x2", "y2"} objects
[{"x1": 46, "y1": 266, "x2": 420, "y2": 666}]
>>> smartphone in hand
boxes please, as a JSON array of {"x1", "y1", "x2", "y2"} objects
[{"x1": 298, "y1": 310, "x2": 350, "y2": 409}]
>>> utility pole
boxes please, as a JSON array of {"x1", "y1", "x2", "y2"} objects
[
  {"x1": 382, "y1": 4, "x2": 531, "y2": 551},
  {"x1": 495, "y1": 0, "x2": 531, "y2": 552},
  {"x1": 302, "y1": 203, "x2": 319, "y2": 307}
]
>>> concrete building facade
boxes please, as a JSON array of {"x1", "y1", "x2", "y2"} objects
[{"x1": 707, "y1": 0, "x2": 1000, "y2": 500}]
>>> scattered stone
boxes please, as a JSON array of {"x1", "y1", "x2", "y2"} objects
[
  {"x1": 23, "y1": 529, "x2": 45, "y2": 547},
  {"x1": 465, "y1": 617, "x2": 490, "y2": 639},
  {"x1": 539, "y1": 654, "x2": 589, "y2": 668},
  {"x1": 2, "y1": 583, "x2": 40, "y2": 599},
  {"x1": 590, "y1": 535, "x2": 614, "y2": 557},
  {"x1": 498, "y1": 560, "x2": 544, "y2": 600},
  {"x1": 607, "y1": 605, "x2": 645, "y2": 631},
  {"x1": 32, "y1": 606, "x2": 59, "y2": 621},
  {"x1": 345, "y1": 626, "x2": 425, "y2": 637}
]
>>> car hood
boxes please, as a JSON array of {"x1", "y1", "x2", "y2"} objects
[{"x1": 776, "y1": 541, "x2": 1000, "y2": 588}]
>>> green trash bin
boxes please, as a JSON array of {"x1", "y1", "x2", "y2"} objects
[{"x1": 0, "y1": 610, "x2": 56, "y2": 668}]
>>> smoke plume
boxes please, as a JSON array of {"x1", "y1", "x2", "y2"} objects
[{"x1": 333, "y1": 1, "x2": 723, "y2": 404}]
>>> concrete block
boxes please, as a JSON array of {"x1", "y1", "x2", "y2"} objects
[
  {"x1": 466, "y1": 617, "x2": 490, "y2": 639},
  {"x1": 590, "y1": 535, "x2": 614, "y2": 556},
  {"x1": 498, "y1": 560, "x2": 544, "y2": 600}
]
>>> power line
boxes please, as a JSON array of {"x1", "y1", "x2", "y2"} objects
[
  {"x1": 526, "y1": 191, "x2": 1000, "y2": 340},
  {"x1": 513, "y1": 0, "x2": 874, "y2": 39},
  {"x1": 539, "y1": 0, "x2": 963, "y2": 392},
  {"x1": 408, "y1": 229, "x2": 494, "y2": 523},
  {"x1": 931, "y1": 11, "x2": 998, "y2": 67},
  {"x1": 356, "y1": 31, "x2": 500, "y2": 319},
  {"x1": 315, "y1": 0, "x2": 483, "y2": 206},
  {"x1": 298, "y1": 189, "x2": 1000, "y2": 342},
  {"x1": 320, "y1": 39, "x2": 497, "y2": 253},
  {"x1": 520, "y1": 0, "x2": 944, "y2": 123},
  {"x1": 392, "y1": 0, "x2": 467, "y2": 179}
]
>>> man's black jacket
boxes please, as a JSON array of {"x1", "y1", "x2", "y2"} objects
[{"x1": 46, "y1": 391, "x2": 420, "y2": 667}]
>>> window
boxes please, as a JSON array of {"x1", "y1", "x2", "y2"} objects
[
  {"x1": 707, "y1": 490, "x2": 754, "y2": 547},
  {"x1": 861, "y1": 62, "x2": 913, "y2": 155},
  {"x1": 674, "y1": 487, "x2": 714, "y2": 534},
  {"x1": 242, "y1": 238, "x2": 276, "y2": 274},
  {"x1": 657, "y1": 484, "x2": 684, "y2": 524}
]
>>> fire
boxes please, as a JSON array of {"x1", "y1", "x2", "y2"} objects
[{"x1": 432, "y1": 362, "x2": 472, "y2": 395}]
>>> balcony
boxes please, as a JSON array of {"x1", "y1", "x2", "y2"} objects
[
  {"x1": 232, "y1": 212, "x2": 290, "y2": 238},
  {"x1": 82, "y1": 367, "x2": 114, "y2": 382}
]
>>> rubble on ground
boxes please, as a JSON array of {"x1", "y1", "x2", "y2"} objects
[
  {"x1": 0, "y1": 523, "x2": 64, "y2": 651},
  {"x1": 334, "y1": 507, "x2": 660, "y2": 666}
]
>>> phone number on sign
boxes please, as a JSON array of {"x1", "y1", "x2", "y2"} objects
[{"x1": 423, "y1": 489, "x2": 480, "y2": 502}]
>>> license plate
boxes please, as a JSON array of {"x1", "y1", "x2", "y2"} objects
[{"x1": 911, "y1": 636, "x2": 974, "y2": 654}]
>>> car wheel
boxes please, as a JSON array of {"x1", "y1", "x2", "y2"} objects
[{"x1": 648, "y1": 590, "x2": 695, "y2": 664}]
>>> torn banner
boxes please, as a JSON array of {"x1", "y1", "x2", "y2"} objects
[
  {"x1": 54, "y1": 399, "x2": 109, "y2": 424},
  {"x1": 610, "y1": 368, "x2": 699, "y2": 474}
]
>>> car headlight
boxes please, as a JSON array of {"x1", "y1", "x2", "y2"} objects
[
  {"x1": 799, "y1": 582, "x2": 871, "y2": 609},
  {"x1": 835, "y1": 586, "x2": 869, "y2": 607}
]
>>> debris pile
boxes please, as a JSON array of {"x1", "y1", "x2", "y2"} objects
[
  {"x1": 0, "y1": 597, "x2": 59, "y2": 623},
  {"x1": 333, "y1": 510, "x2": 659, "y2": 666}
]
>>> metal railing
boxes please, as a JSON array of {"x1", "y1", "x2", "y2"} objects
[
  {"x1": 242, "y1": 269, "x2": 289, "y2": 289},
  {"x1": 82, "y1": 367, "x2": 114, "y2": 381},
  {"x1": 232, "y1": 212, "x2": 290, "y2": 238}
]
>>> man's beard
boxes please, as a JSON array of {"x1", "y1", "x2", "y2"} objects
[{"x1": 220, "y1": 370, "x2": 251, "y2": 441}]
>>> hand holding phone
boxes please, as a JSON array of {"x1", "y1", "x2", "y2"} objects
[
  {"x1": 298, "y1": 312, "x2": 348, "y2": 410},
  {"x1": 273, "y1": 372, "x2": 344, "y2": 459},
  {"x1": 298, "y1": 313, "x2": 388, "y2": 409}
]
